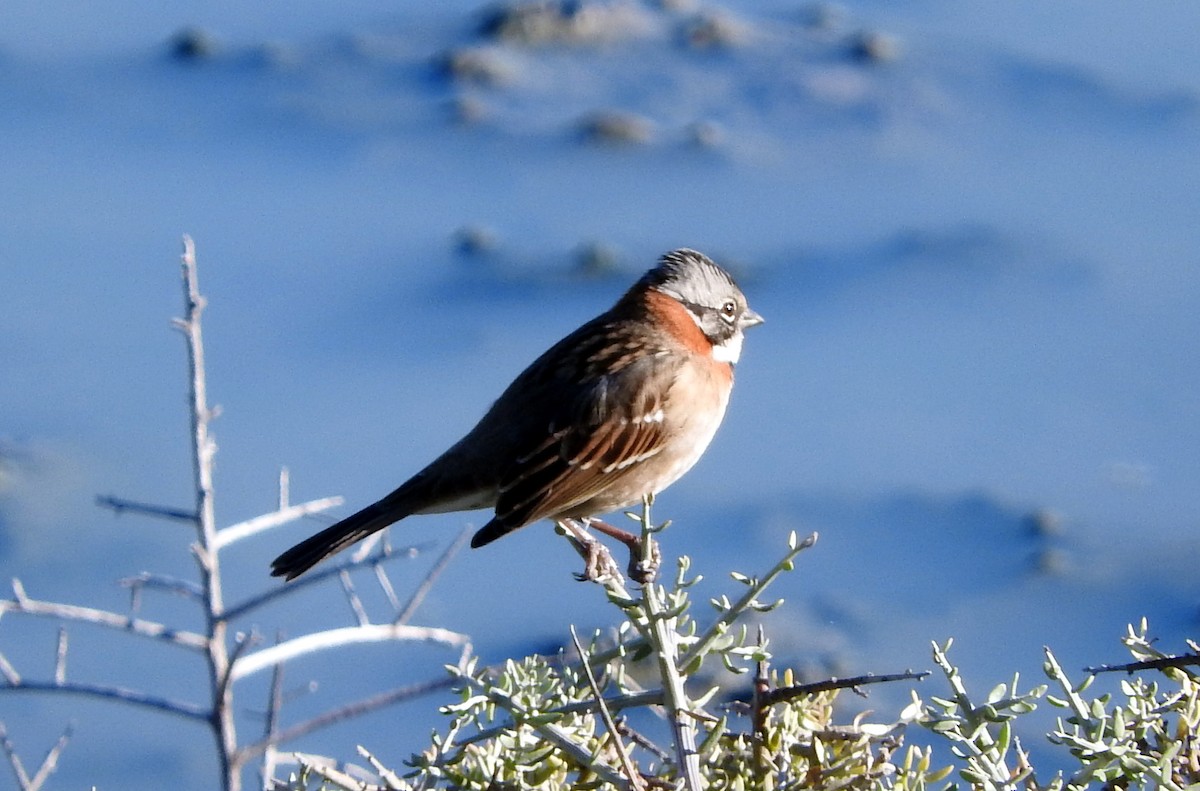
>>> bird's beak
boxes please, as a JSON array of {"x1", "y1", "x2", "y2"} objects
[{"x1": 741, "y1": 308, "x2": 764, "y2": 329}]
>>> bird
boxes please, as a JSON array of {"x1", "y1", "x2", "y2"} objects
[{"x1": 270, "y1": 248, "x2": 763, "y2": 581}]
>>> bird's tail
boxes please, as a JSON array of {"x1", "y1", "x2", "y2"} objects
[{"x1": 270, "y1": 501, "x2": 402, "y2": 580}]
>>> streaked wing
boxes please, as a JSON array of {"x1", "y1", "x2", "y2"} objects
[{"x1": 493, "y1": 337, "x2": 677, "y2": 528}]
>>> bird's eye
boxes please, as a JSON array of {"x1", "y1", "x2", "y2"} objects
[{"x1": 719, "y1": 300, "x2": 737, "y2": 321}]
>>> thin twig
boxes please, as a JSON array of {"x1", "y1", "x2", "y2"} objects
[
  {"x1": 95, "y1": 494, "x2": 198, "y2": 524},
  {"x1": 230, "y1": 623, "x2": 471, "y2": 682},
  {"x1": 339, "y1": 571, "x2": 371, "y2": 627},
  {"x1": 0, "y1": 653, "x2": 19, "y2": 685},
  {"x1": 1085, "y1": 653, "x2": 1200, "y2": 675},
  {"x1": 373, "y1": 565, "x2": 402, "y2": 612},
  {"x1": 756, "y1": 670, "x2": 931, "y2": 708},
  {"x1": 27, "y1": 722, "x2": 73, "y2": 791},
  {"x1": 218, "y1": 542, "x2": 430, "y2": 624},
  {"x1": 615, "y1": 718, "x2": 671, "y2": 763},
  {"x1": 218, "y1": 633, "x2": 259, "y2": 720},
  {"x1": 396, "y1": 526, "x2": 471, "y2": 625},
  {"x1": 260, "y1": 633, "x2": 285, "y2": 791},
  {"x1": 278, "y1": 467, "x2": 289, "y2": 510},
  {"x1": 118, "y1": 572, "x2": 204, "y2": 602},
  {"x1": 0, "y1": 679, "x2": 209, "y2": 720},
  {"x1": 2, "y1": 579, "x2": 208, "y2": 651},
  {"x1": 571, "y1": 626, "x2": 644, "y2": 791},
  {"x1": 237, "y1": 676, "x2": 459, "y2": 762},
  {"x1": 53, "y1": 629, "x2": 66, "y2": 685},
  {"x1": 0, "y1": 721, "x2": 31, "y2": 791}
]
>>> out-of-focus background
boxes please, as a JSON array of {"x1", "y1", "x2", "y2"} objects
[{"x1": 2, "y1": 1, "x2": 1198, "y2": 787}]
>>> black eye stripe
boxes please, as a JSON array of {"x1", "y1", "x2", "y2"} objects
[{"x1": 682, "y1": 299, "x2": 738, "y2": 327}]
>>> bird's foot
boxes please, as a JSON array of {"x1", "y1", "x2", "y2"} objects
[
  {"x1": 557, "y1": 520, "x2": 624, "y2": 584},
  {"x1": 585, "y1": 518, "x2": 661, "y2": 584}
]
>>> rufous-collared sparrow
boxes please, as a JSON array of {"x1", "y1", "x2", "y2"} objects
[{"x1": 271, "y1": 248, "x2": 762, "y2": 581}]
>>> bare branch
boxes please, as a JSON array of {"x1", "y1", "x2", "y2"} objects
[
  {"x1": 1, "y1": 678, "x2": 209, "y2": 720},
  {"x1": 571, "y1": 625, "x2": 644, "y2": 790},
  {"x1": 339, "y1": 571, "x2": 370, "y2": 627},
  {"x1": 0, "y1": 721, "x2": 31, "y2": 791},
  {"x1": 238, "y1": 676, "x2": 458, "y2": 761},
  {"x1": 259, "y1": 634, "x2": 286, "y2": 790},
  {"x1": 616, "y1": 718, "x2": 670, "y2": 763},
  {"x1": 179, "y1": 235, "x2": 239, "y2": 790},
  {"x1": 395, "y1": 526, "x2": 471, "y2": 625},
  {"x1": 230, "y1": 623, "x2": 471, "y2": 682},
  {"x1": 357, "y1": 746, "x2": 406, "y2": 791},
  {"x1": 1085, "y1": 653, "x2": 1200, "y2": 675},
  {"x1": 214, "y1": 496, "x2": 345, "y2": 551},
  {"x1": 0, "y1": 653, "x2": 19, "y2": 685},
  {"x1": 218, "y1": 633, "x2": 259, "y2": 716},
  {"x1": 758, "y1": 670, "x2": 931, "y2": 707},
  {"x1": 96, "y1": 494, "x2": 198, "y2": 524},
  {"x1": 372, "y1": 565, "x2": 402, "y2": 613},
  {"x1": 287, "y1": 754, "x2": 380, "y2": 791},
  {"x1": 2, "y1": 579, "x2": 208, "y2": 652},
  {"x1": 118, "y1": 572, "x2": 204, "y2": 602},
  {"x1": 53, "y1": 629, "x2": 66, "y2": 685},
  {"x1": 278, "y1": 467, "x2": 290, "y2": 510},
  {"x1": 218, "y1": 542, "x2": 431, "y2": 624},
  {"x1": 28, "y1": 722, "x2": 73, "y2": 791}
]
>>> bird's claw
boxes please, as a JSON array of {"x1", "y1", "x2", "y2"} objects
[
  {"x1": 628, "y1": 536, "x2": 661, "y2": 584},
  {"x1": 574, "y1": 536, "x2": 624, "y2": 584}
]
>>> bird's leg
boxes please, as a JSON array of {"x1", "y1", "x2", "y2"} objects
[
  {"x1": 556, "y1": 519, "x2": 624, "y2": 584},
  {"x1": 584, "y1": 518, "x2": 661, "y2": 584}
]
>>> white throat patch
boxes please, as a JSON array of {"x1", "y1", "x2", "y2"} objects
[{"x1": 711, "y1": 331, "x2": 743, "y2": 364}]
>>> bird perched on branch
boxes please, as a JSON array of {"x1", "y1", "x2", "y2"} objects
[{"x1": 271, "y1": 249, "x2": 762, "y2": 582}]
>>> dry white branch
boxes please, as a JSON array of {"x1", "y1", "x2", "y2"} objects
[
  {"x1": 288, "y1": 753, "x2": 380, "y2": 791},
  {"x1": 53, "y1": 629, "x2": 66, "y2": 685},
  {"x1": 2, "y1": 579, "x2": 208, "y2": 651},
  {"x1": 214, "y1": 496, "x2": 344, "y2": 551},
  {"x1": 0, "y1": 721, "x2": 73, "y2": 791},
  {"x1": 178, "y1": 235, "x2": 241, "y2": 788},
  {"x1": 26, "y1": 723, "x2": 72, "y2": 791},
  {"x1": 231, "y1": 623, "x2": 471, "y2": 682},
  {"x1": 357, "y1": 747, "x2": 406, "y2": 791},
  {"x1": 0, "y1": 721, "x2": 31, "y2": 791},
  {"x1": 0, "y1": 653, "x2": 19, "y2": 685},
  {"x1": 339, "y1": 571, "x2": 370, "y2": 627}
]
